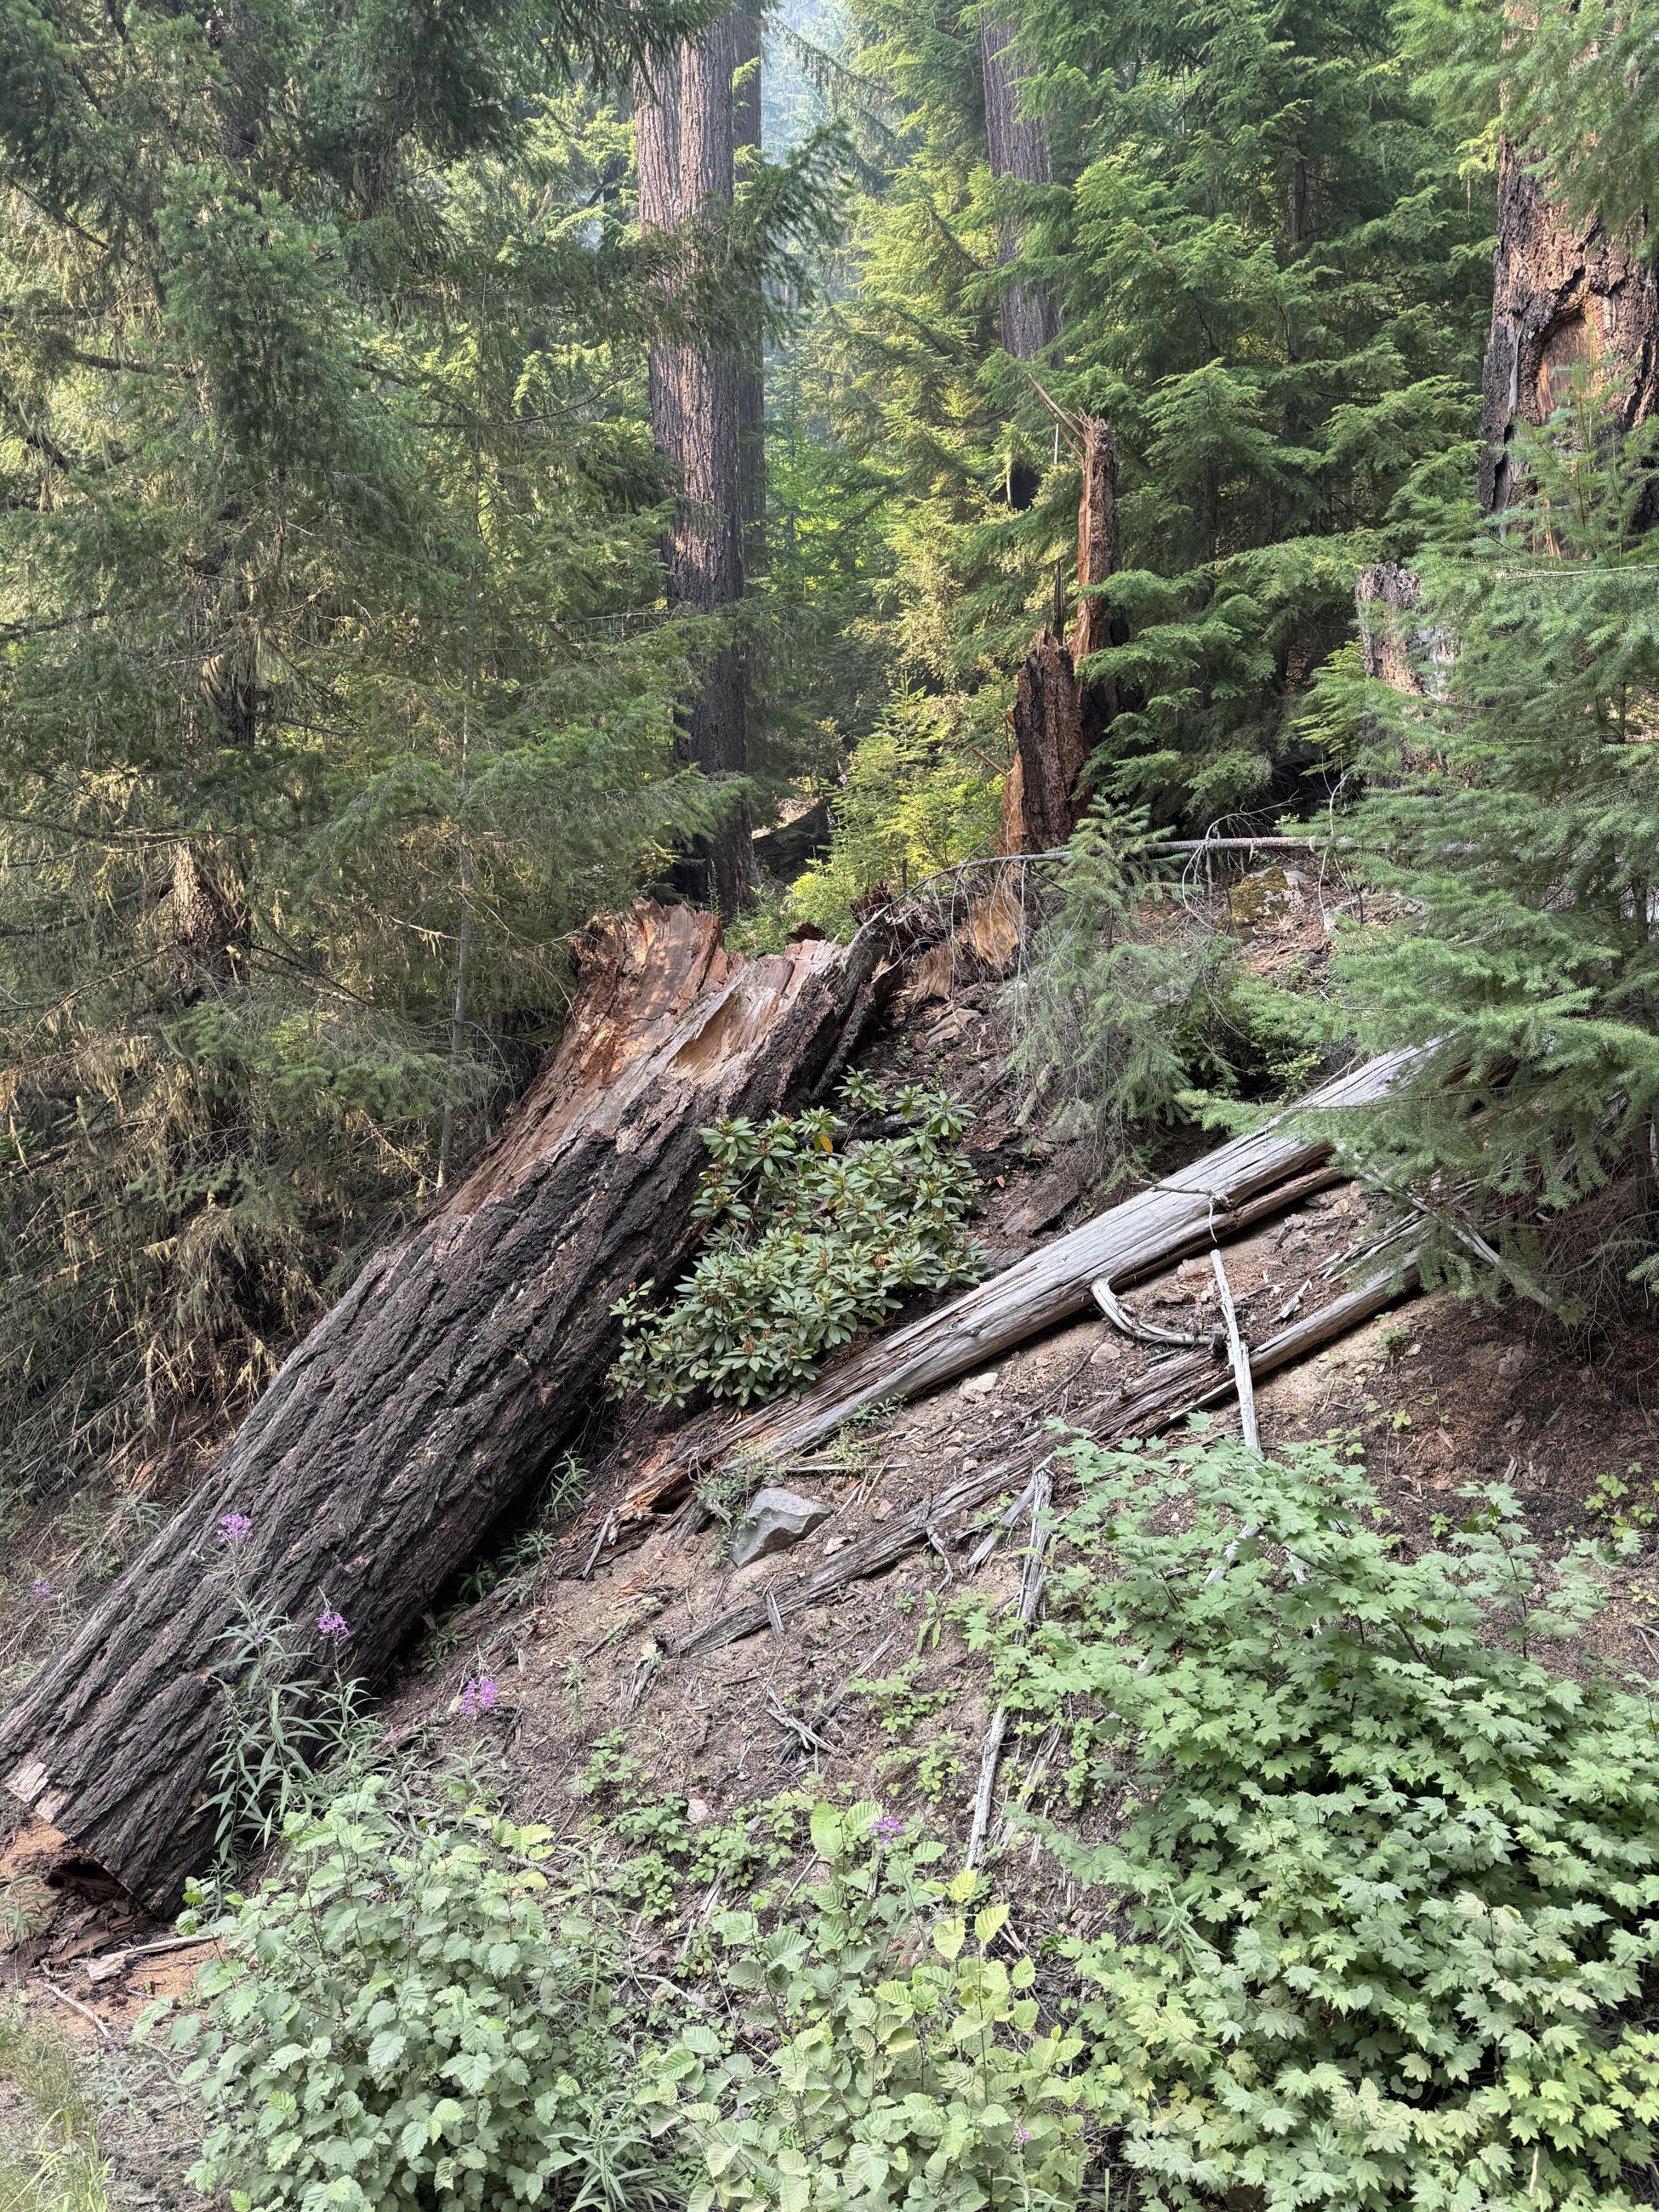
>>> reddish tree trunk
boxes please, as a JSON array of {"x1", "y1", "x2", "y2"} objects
[
  {"x1": 636, "y1": 26, "x2": 758, "y2": 913},
  {"x1": 0, "y1": 905, "x2": 889, "y2": 1910},
  {"x1": 1001, "y1": 415, "x2": 1122, "y2": 851},
  {"x1": 1479, "y1": 135, "x2": 1659, "y2": 516},
  {"x1": 733, "y1": 5, "x2": 765, "y2": 574}
]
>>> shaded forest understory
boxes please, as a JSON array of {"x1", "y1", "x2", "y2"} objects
[{"x1": 5, "y1": 0, "x2": 1659, "y2": 2205}]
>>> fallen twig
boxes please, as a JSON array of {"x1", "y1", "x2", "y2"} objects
[
  {"x1": 966, "y1": 1466, "x2": 1052, "y2": 1867},
  {"x1": 1209, "y1": 1250, "x2": 1258, "y2": 1451},
  {"x1": 42, "y1": 1978, "x2": 111, "y2": 2043}
]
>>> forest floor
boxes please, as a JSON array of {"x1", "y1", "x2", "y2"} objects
[{"x1": 3, "y1": 871, "x2": 1658, "y2": 2205}]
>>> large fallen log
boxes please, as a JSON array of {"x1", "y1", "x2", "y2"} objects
[
  {"x1": 0, "y1": 903, "x2": 892, "y2": 1910},
  {"x1": 672, "y1": 1249, "x2": 1421, "y2": 1657},
  {"x1": 624, "y1": 1047, "x2": 1421, "y2": 1519}
]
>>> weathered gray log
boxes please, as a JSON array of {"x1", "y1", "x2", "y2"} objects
[
  {"x1": 625, "y1": 1047, "x2": 1422, "y2": 1521},
  {"x1": 0, "y1": 903, "x2": 891, "y2": 1909},
  {"x1": 670, "y1": 1248, "x2": 1422, "y2": 1658}
]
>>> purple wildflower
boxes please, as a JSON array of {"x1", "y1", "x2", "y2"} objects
[
  {"x1": 1015, "y1": 2128, "x2": 1032, "y2": 2144},
  {"x1": 217, "y1": 1512, "x2": 253, "y2": 1547},
  {"x1": 459, "y1": 1676, "x2": 499, "y2": 1716},
  {"x1": 869, "y1": 1815, "x2": 904, "y2": 1840},
  {"x1": 30, "y1": 1576, "x2": 50, "y2": 1601},
  {"x1": 316, "y1": 1608, "x2": 350, "y2": 1641}
]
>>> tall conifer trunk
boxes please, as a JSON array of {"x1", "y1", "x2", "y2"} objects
[
  {"x1": 636, "y1": 20, "x2": 759, "y2": 915},
  {"x1": 733, "y1": 6, "x2": 766, "y2": 574},
  {"x1": 1479, "y1": 137, "x2": 1659, "y2": 517},
  {"x1": 978, "y1": 14, "x2": 1059, "y2": 362}
]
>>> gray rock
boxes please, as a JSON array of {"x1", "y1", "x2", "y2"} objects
[{"x1": 729, "y1": 1486, "x2": 832, "y2": 1568}]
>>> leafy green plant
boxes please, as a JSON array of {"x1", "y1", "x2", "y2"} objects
[
  {"x1": 202, "y1": 1597, "x2": 385, "y2": 1870},
  {"x1": 0, "y1": 2008, "x2": 111, "y2": 2212},
  {"x1": 610, "y1": 1082, "x2": 983, "y2": 1407},
  {"x1": 1012, "y1": 1426, "x2": 1659, "y2": 2210},
  {"x1": 1586, "y1": 1462, "x2": 1659, "y2": 1539},
  {"x1": 850, "y1": 1662, "x2": 953, "y2": 1738},
  {"x1": 1328, "y1": 385, "x2": 1659, "y2": 1315},
  {"x1": 1009, "y1": 807, "x2": 1240, "y2": 1163},
  {"x1": 145, "y1": 1781, "x2": 678, "y2": 2212},
  {"x1": 641, "y1": 1801, "x2": 1084, "y2": 2212}
]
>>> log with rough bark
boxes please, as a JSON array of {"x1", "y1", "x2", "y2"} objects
[
  {"x1": 0, "y1": 904, "x2": 892, "y2": 1910},
  {"x1": 1479, "y1": 134, "x2": 1659, "y2": 520},
  {"x1": 623, "y1": 1047, "x2": 1422, "y2": 1520},
  {"x1": 670, "y1": 1247, "x2": 1422, "y2": 1658}
]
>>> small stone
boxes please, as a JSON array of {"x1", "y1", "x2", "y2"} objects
[
  {"x1": 960, "y1": 1371, "x2": 997, "y2": 1398},
  {"x1": 1497, "y1": 1346, "x2": 1529, "y2": 1382},
  {"x1": 728, "y1": 1486, "x2": 833, "y2": 1568},
  {"x1": 687, "y1": 1797, "x2": 713, "y2": 1826}
]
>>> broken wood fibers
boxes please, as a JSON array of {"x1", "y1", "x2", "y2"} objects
[
  {"x1": 624, "y1": 1045, "x2": 1425, "y2": 1527},
  {"x1": 0, "y1": 902, "x2": 897, "y2": 1912}
]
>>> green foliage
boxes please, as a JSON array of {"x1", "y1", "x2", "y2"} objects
[
  {"x1": 1010, "y1": 1426, "x2": 1659, "y2": 2210},
  {"x1": 1327, "y1": 385, "x2": 1659, "y2": 1313},
  {"x1": 0, "y1": 0, "x2": 784, "y2": 1485},
  {"x1": 1008, "y1": 807, "x2": 1241, "y2": 1159},
  {"x1": 1403, "y1": 0, "x2": 1658, "y2": 264},
  {"x1": 0, "y1": 2009, "x2": 111, "y2": 2212},
  {"x1": 786, "y1": 688, "x2": 1005, "y2": 936},
  {"x1": 573, "y1": 1733, "x2": 813, "y2": 1924},
  {"x1": 610, "y1": 1079, "x2": 983, "y2": 1406},
  {"x1": 202, "y1": 1597, "x2": 385, "y2": 1870},
  {"x1": 151, "y1": 1781, "x2": 678, "y2": 2212},
  {"x1": 640, "y1": 1805, "x2": 1085, "y2": 2212}
]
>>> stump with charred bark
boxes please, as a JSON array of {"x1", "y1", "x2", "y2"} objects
[
  {"x1": 0, "y1": 904, "x2": 890, "y2": 1909},
  {"x1": 1480, "y1": 136, "x2": 1659, "y2": 518}
]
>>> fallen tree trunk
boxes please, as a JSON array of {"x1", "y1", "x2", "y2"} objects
[
  {"x1": 624, "y1": 1047, "x2": 1422, "y2": 1519},
  {"x1": 672, "y1": 1248, "x2": 1421, "y2": 1657},
  {"x1": 0, "y1": 903, "x2": 892, "y2": 1910}
]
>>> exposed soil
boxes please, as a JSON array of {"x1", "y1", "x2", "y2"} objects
[{"x1": 3, "y1": 882, "x2": 1658, "y2": 2201}]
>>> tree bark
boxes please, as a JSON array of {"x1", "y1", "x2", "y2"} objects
[
  {"x1": 1479, "y1": 134, "x2": 1659, "y2": 517},
  {"x1": 733, "y1": 5, "x2": 765, "y2": 576},
  {"x1": 0, "y1": 903, "x2": 892, "y2": 1910},
  {"x1": 979, "y1": 13, "x2": 1059, "y2": 361},
  {"x1": 636, "y1": 23, "x2": 758, "y2": 915},
  {"x1": 1001, "y1": 414, "x2": 1122, "y2": 851}
]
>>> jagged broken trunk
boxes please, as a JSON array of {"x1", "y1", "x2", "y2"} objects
[{"x1": 0, "y1": 904, "x2": 889, "y2": 1910}]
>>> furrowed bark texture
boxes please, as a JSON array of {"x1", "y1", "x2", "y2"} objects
[
  {"x1": 733, "y1": 5, "x2": 765, "y2": 575},
  {"x1": 1479, "y1": 134, "x2": 1659, "y2": 517},
  {"x1": 0, "y1": 904, "x2": 887, "y2": 1909},
  {"x1": 979, "y1": 12, "x2": 1059, "y2": 361},
  {"x1": 623, "y1": 1046, "x2": 1423, "y2": 1518},
  {"x1": 636, "y1": 25, "x2": 758, "y2": 913}
]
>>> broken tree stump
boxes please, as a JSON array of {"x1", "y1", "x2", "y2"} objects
[
  {"x1": 1001, "y1": 412, "x2": 1124, "y2": 854},
  {"x1": 0, "y1": 903, "x2": 892, "y2": 1910}
]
